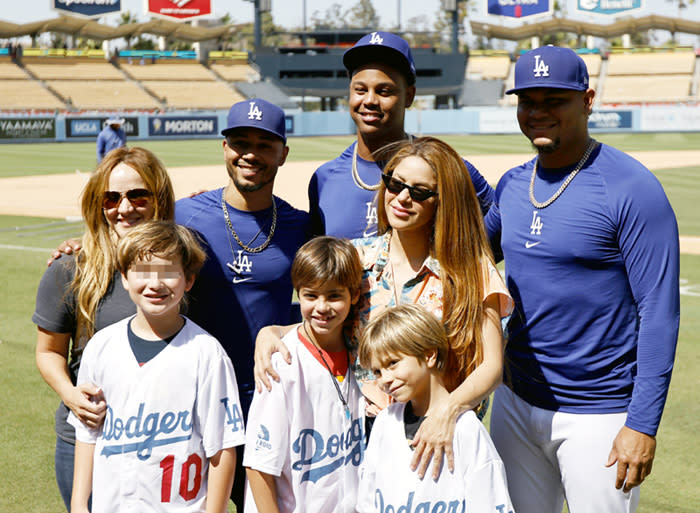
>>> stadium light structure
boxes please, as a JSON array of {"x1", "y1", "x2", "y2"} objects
[
  {"x1": 245, "y1": 0, "x2": 271, "y2": 51},
  {"x1": 442, "y1": 0, "x2": 461, "y2": 53}
]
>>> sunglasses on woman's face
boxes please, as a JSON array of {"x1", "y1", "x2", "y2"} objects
[
  {"x1": 103, "y1": 189, "x2": 152, "y2": 209},
  {"x1": 381, "y1": 173, "x2": 438, "y2": 202}
]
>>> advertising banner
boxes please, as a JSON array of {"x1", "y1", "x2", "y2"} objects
[
  {"x1": 478, "y1": 108, "x2": 520, "y2": 134},
  {"x1": 52, "y1": 0, "x2": 122, "y2": 19},
  {"x1": 640, "y1": 107, "x2": 700, "y2": 132},
  {"x1": 0, "y1": 118, "x2": 55, "y2": 140},
  {"x1": 487, "y1": 0, "x2": 552, "y2": 18},
  {"x1": 145, "y1": 0, "x2": 212, "y2": 21},
  {"x1": 588, "y1": 110, "x2": 633, "y2": 130},
  {"x1": 66, "y1": 117, "x2": 139, "y2": 138},
  {"x1": 148, "y1": 116, "x2": 218, "y2": 137},
  {"x1": 576, "y1": 0, "x2": 643, "y2": 17}
]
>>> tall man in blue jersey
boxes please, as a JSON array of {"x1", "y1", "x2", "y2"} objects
[
  {"x1": 175, "y1": 99, "x2": 310, "y2": 509},
  {"x1": 485, "y1": 46, "x2": 680, "y2": 513},
  {"x1": 308, "y1": 31, "x2": 494, "y2": 238},
  {"x1": 96, "y1": 116, "x2": 126, "y2": 163}
]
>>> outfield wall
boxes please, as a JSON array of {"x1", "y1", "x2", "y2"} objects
[{"x1": 1, "y1": 105, "x2": 699, "y2": 143}]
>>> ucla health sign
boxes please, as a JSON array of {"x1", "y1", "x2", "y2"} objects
[
  {"x1": 576, "y1": 0, "x2": 643, "y2": 16},
  {"x1": 52, "y1": 0, "x2": 121, "y2": 18},
  {"x1": 488, "y1": 0, "x2": 552, "y2": 18},
  {"x1": 66, "y1": 117, "x2": 139, "y2": 138},
  {"x1": 149, "y1": 116, "x2": 218, "y2": 137}
]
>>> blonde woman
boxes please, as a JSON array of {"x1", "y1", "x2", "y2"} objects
[
  {"x1": 33, "y1": 147, "x2": 174, "y2": 511},
  {"x1": 255, "y1": 137, "x2": 513, "y2": 480}
]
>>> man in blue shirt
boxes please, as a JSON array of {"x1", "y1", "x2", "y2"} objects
[
  {"x1": 308, "y1": 31, "x2": 494, "y2": 238},
  {"x1": 175, "y1": 99, "x2": 310, "y2": 510},
  {"x1": 485, "y1": 46, "x2": 680, "y2": 513},
  {"x1": 96, "y1": 116, "x2": 127, "y2": 163}
]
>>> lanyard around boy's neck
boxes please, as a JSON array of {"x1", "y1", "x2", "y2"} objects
[{"x1": 302, "y1": 321, "x2": 351, "y2": 420}]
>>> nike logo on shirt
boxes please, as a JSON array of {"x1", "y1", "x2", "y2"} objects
[{"x1": 525, "y1": 241, "x2": 541, "y2": 248}]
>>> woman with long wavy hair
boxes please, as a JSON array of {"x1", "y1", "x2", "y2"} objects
[
  {"x1": 255, "y1": 136, "x2": 513, "y2": 480},
  {"x1": 33, "y1": 147, "x2": 174, "y2": 511}
]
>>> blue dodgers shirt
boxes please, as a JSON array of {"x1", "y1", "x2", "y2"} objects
[
  {"x1": 176, "y1": 189, "x2": 310, "y2": 413},
  {"x1": 308, "y1": 141, "x2": 495, "y2": 239},
  {"x1": 485, "y1": 144, "x2": 680, "y2": 436}
]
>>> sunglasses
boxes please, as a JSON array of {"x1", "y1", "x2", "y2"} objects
[
  {"x1": 103, "y1": 189, "x2": 152, "y2": 209},
  {"x1": 381, "y1": 174, "x2": 438, "y2": 202}
]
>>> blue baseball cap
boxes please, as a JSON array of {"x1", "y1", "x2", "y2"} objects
[
  {"x1": 221, "y1": 99, "x2": 286, "y2": 143},
  {"x1": 343, "y1": 31, "x2": 417, "y2": 86},
  {"x1": 506, "y1": 46, "x2": 589, "y2": 95}
]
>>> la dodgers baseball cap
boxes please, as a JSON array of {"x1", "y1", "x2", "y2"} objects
[
  {"x1": 106, "y1": 116, "x2": 125, "y2": 125},
  {"x1": 221, "y1": 99, "x2": 286, "y2": 143},
  {"x1": 343, "y1": 31, "x2": 417, "y2": 86},
  {"x1": 506, "y1": 46, "x2": 589, "y2": 94}
]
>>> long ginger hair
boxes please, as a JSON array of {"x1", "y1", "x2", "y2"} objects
[
  {"x1": 73, "y1": 147, "x2": 174, "y2": 343},
  {"x1": 376, "y1": 137, "x2": 494, "y2": 391}
]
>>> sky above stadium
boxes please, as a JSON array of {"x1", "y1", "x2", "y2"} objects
[{"x1": 4, "y1": 0, "x2": 700, "y2": 46}]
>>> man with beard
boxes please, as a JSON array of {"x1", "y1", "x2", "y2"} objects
[
  {"x1": 485, "y1": 46, "x2": 680, "y2": 513},
  {"x1": 175, "y1": 99, "x2": 310, "y2": 510}
]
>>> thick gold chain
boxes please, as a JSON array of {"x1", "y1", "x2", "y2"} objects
[
  {"x1": 529, "y1": 139, "x2": 598, "y2": 209},
  {"x1": 221, "y1": 188, "x2": 277, "y2": 253}
]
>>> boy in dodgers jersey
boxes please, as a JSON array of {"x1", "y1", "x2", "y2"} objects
[
  {"x1": 244, "y1": 237, "x2": 365, "y2": 513},
  {"x1": 357, "y1": 304, "x2": 513, "y2": 513},
  {"x1": 69, "y1": 221, "x2": 245, "y2": 513}
]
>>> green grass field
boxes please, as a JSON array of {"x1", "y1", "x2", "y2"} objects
[{"x1": 0, "y1": 133, "x2": 698, "y2": 512}]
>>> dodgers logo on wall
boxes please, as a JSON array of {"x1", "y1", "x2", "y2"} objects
[
  {"x1": 576, "y1": 0, "x2": 643, "y2": 16},
  {"x1": 487, "y1": 0, "x2": 552, "y2": 19},
  {"x1": 145, "y1": 0, "x2": 212, "y2": 21},
  {"x1": 52, "y1": 0, "x2": 122, "y2": 19}
]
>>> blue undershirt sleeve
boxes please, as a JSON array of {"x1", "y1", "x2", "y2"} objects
[
  {"x1": 307, "y1": 171, "x2": 324, "y2": 236},
  {"x1": 484, "y1": 179, "x2": 504, "y2": 263},
  {"x1": 464, "y1": 159, "x2": 495, "y2": 216},
  {"x1": 615, "y1": 175, "x2": 680, "y2": 436}
]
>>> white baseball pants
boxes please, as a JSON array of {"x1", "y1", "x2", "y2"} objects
[{"x1": 490, "y1": 385, "x2": 640, "y2": 513}]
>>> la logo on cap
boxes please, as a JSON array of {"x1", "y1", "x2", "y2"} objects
[
  {"x1": 533, "y1": 55, "x2": 549, "y2": 77},
  {"x1": 369, "y1": 32, "x2": 384, "y2": 45},
  {"x1": 248, "y1": 101, "x2": 263, "y2": 121}
]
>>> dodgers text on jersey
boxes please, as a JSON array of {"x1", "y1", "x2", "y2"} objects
[{"x1": 291, "y1": 417, "x2": 364, "y2": 483}]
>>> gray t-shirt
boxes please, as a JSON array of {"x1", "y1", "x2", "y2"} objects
[{"x1": 32, "y1": 254, "x2": 135, "y2": 443}]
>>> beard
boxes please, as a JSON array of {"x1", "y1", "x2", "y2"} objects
[
  {"x1": 531, "y1": 137, "x2": 560, "y2": 154},
  {"x1": 226, "y1": 162, "x2": 276, "y2": 193},
  {"x1": 233, "y1": 175, "x2": 274, "y2": 192}
]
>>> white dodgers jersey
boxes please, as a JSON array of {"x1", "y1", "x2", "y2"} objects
[
  {"x1": 243, "y1": 328, "x2": 365, "y2": 513},
  {"x1": 69, "y1": 317, "x2": 246, "y2": 513},
  {"x1": 357, "y1": 404, "x2": 514, "y2": 513}
]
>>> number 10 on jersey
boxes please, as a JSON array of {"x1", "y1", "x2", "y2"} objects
[{"x1": 160, "y1": 453, "x2": 203, "y2": 503}]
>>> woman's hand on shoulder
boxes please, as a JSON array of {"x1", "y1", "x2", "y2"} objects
[
  {"x1": 66, "y1": 384, "x2": 107, "y2": 429},
  {"x1": 410, "y1": 395, "x2": 459, "y2": 481},
  {"x1": 46, "y1": 238, "x2": 82, "y2": 267},
  {"x1": 254, "y1": 325, "x2": 293, "y2": 392}
]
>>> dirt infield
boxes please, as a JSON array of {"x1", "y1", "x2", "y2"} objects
[{"x1": 1, "y1": 150, "x2": 699, "y2": 254}]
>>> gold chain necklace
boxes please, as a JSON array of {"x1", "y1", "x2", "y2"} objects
[
  {"x1": 351, "y1": 143, "x2": 381, "y2": 191},
  {"x1": 351, "y1": 135, "x2": 414, "y2": 191},
  {"x1": 529, "y1": 139, "x2": 598, "y2": 209},
  {"x1": 221, "y1": 187, "x2": 277, "y2": 253}
]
